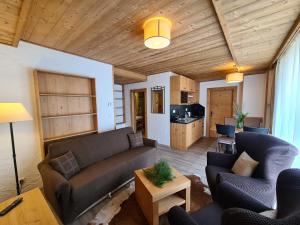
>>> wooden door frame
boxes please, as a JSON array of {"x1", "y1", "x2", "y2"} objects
[
  {"x1": 130, "y1": 88, "x2": 148, "y2": 137},
  {"x1": 206, "y1": 86, "x2": 237, "y2": 137}
]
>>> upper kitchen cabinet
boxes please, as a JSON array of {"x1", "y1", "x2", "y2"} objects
[{"x1": 170, "y1": 74, "x2": 199, "y2": 105}]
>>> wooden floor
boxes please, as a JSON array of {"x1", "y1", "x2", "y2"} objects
[{"x1": 70, "y1": 137, "x2": 216, "y2": 225}]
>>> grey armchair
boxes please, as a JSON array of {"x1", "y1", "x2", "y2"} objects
[
  {"x1": 206, "y1": 132, "x2": 298, "y2": 212},
  {"x1": 168, "y1": 169, "x2": 300, "y2": 225}
]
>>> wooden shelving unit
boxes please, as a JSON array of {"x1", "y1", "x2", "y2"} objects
[
  {"x1": 42, "y1": 113, "x2": 97, "y2": 120},
  {"x1": 34, "y1": 70, "x2": 98, "y2": 157},
  {"x1": 40, "y1": 93, "x2": 96, "y2": 97},
  {"x1": 44, "y1": 130, "x2": 98, "y2": 142}
]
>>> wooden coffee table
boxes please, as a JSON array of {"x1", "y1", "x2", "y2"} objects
[{"x1": 135, "y1": 167, "x2": 191, "y2": 225}]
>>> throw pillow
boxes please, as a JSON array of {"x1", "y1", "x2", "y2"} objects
[
  {"x1": 50, "y1": 151, "x2": 80, "y2": 179},
  {"x1": 128, "y1": 132, "x2": 144, "y2": 148},
  {"x1": 232, "y1": 151, "x2": 259, "y2": 177}
]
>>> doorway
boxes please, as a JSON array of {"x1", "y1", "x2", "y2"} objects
[
  {"x1": 130, "y1": 89, "x2": 147, "y2": 137},
  {"x1": 207, "y1": 86, "x2": 237, "y2": 137}
]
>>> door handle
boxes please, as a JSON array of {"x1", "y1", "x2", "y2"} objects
[{"x1": 210, "y1": 111, "x2": 213, "y2": 116}]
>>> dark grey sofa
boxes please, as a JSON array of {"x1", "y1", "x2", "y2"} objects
[
  {"x1": 168, "y1": 169, "x2": 300, "y2": 225},
  {"x1": 206, "y1": 132, "x2": 298, "y2": 212},
  {"x1": 38, "y1": 127, "x2": 157, "y2": 223}
]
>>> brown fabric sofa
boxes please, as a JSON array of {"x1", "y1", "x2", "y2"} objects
[{"x1": 38, "y1": 127, "x2": 157, "y2": 223}]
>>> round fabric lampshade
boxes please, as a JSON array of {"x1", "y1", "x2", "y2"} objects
[
  {"x1": 226, "y1": 72, "x2": 244, "y2": 83},
  {"x1": 143, "y1": 17, "x2": 172, "y2": 49}
]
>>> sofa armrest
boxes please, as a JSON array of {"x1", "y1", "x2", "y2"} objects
[
  {"x1": 222, "y1": 208, "x2": 275, "y2": 225},
  {"x1": 207, "y1": 152, "x2": 237, "y2": 168},
  {"x1": 168, "y1": 206, "x2": 198, "y2": 225},
  {"x1": 38, "y1": 161, "x2": 71, "y2": 218},
  {"x1": 216, "y1": 173, "x2": 274, "y2": 212},
  {"x1": 143, "y1": 138, "x2": 157, "y2": 148}
]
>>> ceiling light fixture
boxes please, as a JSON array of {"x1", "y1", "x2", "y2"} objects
[
  {"x1": 226, "y1": 65, "x2": 244, "y2": 83},
  {"x1": 143, "y1": 17, "x2": 172, "y2": 49}
]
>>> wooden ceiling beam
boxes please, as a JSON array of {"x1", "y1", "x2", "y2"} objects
[
  {"x1": 12, "y1": 0, "x2": 32, "y2": 47},
  {"x1": 114, "y1": 67, "x2": 147, "y2": 84},
  {"x1": 270, "y1": 14, "x2": 300, "y2": 67},
  {"x1": 211, "y1": 0, "x2": 239, "y2": 66}
]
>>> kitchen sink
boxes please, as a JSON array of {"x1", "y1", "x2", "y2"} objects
[{"x1": 176, "y1": 117, "x2": 198, "y2": 124}]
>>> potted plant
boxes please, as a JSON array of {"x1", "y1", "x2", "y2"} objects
[
  {"x1": 143, "y1": 160, "x2": 175, "y2": 187},
  {"x1": 234, "y1": 104, "x2": 248, "y2": 129}
]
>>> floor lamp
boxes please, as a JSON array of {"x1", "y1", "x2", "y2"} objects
[{"x1": 0, "y1": 103, "x2": 32, "y2": 195}]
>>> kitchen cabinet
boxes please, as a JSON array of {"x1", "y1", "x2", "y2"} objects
[
  {"x1": 170, "y1": 74, "x2": 199, "y2": 104},
  {"x1": 170, "y1": 118, "x2": 204, "y2": 150}
]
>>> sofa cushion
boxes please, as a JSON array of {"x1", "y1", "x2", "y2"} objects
[
  {"x1": 128, "y1": 132, "x2": 144, "y2": 148},
  {"x1": 69, "y1": 146, "x2": 156, "y2": 203},
  {"x1": 50, "y1": 151, "x2": 80, "y2": 179},
  {"x1": 47, "y1": 127, "x2": 134, "y2": 169}
]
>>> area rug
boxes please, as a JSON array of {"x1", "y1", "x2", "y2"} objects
[{"x1": 88, "y1": 175, "x2": 212, "y2": 225}]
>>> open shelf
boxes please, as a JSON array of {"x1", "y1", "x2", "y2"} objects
[
  {"x1": 34, "y1": 70, "x2": 98, "y2": 157},
  {"x1": 44, "y1": 130, "x2": 98, "y2": 142},
  {"x1": 40, "y1": 93, "x2": 96, "y2": 97},
  {"x1": 42, "y1": 113, "x2": 97, "y2": 120},
  {"x1": 158, "y1": 195, "x2": 185, "y2": 216}
]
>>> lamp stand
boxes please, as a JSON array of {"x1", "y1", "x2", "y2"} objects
[{"x1": 9, "y1": 122, "x2": 20, "y2": 195}]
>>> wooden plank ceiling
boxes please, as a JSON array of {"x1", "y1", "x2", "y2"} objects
[
  {"x1": 0, "y1": 0, "x2": 299, "y2": 82},
  {"x1": 0, "y1": 0, "x2": 22, "y2": 45}
]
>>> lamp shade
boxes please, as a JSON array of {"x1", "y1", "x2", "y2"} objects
[
  {"x1": 0, "y1": 103, "x2": 32, "y2": 123},
  {"x1": 226, "y1": 72, "x2": 244, "y2": 83},
  {"x1": 143, "y1": 17, "x2": 172, "y2": 49}
]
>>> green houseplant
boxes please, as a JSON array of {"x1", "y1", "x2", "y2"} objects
[
  {"x1": 143, "y1": 160, "x2": 174, "y2": 187},
  {"x1": 234, "y1": 104, "x2": 248, "y2": 129}
]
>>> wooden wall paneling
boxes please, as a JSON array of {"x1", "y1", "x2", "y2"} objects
[
  {"x1": 42, "y1": 116, "x2": 95, "y2": 141},
  {"x1": 34, "y1": 70, "x2": 98, "y2": 157}
]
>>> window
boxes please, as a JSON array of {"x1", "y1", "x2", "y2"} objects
[{"x1": 114, "y1": 84, "x2": 126, "y2": 129}]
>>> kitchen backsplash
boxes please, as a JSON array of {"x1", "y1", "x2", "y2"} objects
[{"x1": 170, "y1": 104, "x2": 205, "y2": 122}]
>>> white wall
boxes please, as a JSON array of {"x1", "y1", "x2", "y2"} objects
[
  {"x1": 0, "y1": 41, "x2": 114, "y2": 201},
  {"x1": 199, "y1": 74, "x2": 266, "y2": 135},
  {"x1": 124, "y1": 72, "x2": 171, "y2": 146},
  {"x1": 243, "y1": 74, "x2": 267, "y2": 117}
]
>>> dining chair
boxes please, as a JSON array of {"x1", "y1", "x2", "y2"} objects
[
  {"x1": 244, "y1": 117, "x2": 263, "y2": 128},
  {"x1": 224, "y1": 117, "x2": 236, "y2": 126},
  {"x1": 243, "y1": 126, "x2": 269, "y2": 134},
  {"x1": 215, "y1": 124, "x2": 236, "y2": 154}
]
